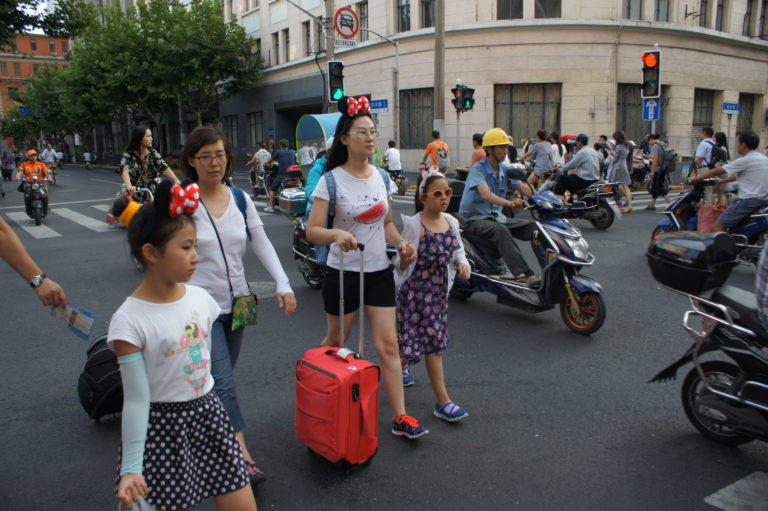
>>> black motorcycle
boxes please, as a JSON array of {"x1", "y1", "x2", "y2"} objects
[
  {"x1": 22, "y1": 176, "x2": 49, "y2": 225},
  {"x1": 648, "y1": 231, "x2": 768, "y2": 445},
  {"x1": 539, "y1": 168, "x2": 622, "y2": 230}
]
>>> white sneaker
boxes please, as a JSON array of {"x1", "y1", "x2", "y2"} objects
[{"x1": 263, "y1": 206, "x2": 274, "y2": 213}]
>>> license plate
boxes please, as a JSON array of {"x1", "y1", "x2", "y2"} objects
[{"x1": 607, "y1": 199, "x2": 622, "y2": 219}]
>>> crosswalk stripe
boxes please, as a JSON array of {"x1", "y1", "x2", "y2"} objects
[
  {"x1": 52, "y1": 208, "x2": 113, "y2": 232},
  {"x1": 4, "y1": 212, "x2": 61, "y2": 239},
  {"x1": 91, "y1": 204, "x2": 111, "y2": 212}
]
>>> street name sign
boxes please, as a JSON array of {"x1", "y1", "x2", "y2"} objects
[
  {"x1": 642, "y1": 97, "x2": 660, "y2": 122},
  {"x1": 722, "y1": 102, "x2": 739, "y2": 114}
]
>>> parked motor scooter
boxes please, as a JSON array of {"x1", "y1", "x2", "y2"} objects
[
  {"x1": 385, "y1": 166, "x2": 408, "y2": 196},
  {"x1": 22, "y1": 176, "x2": 49, "y2": 226},
  {"x1": 651, "y1": 179, "x2": 768, "y2": 264},
  {"x1": 647, "y1": 231, "x2": 768, "y2": 446},
  {"x1": 631, "y1": 154, "x2": 651, "y2": 191},
  {"x1": 538, "y1": 167, "x2": 622, "y2": 230},
  {"x1": 451, "y1": 190, "x2": 607, "y2": 335}
]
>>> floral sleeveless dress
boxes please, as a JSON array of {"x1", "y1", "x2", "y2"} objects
[{"x1": 397, "y1": 224, "x2": 459, "y2": 363}]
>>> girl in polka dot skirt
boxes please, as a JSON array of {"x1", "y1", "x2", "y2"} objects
[
  {"x1": 394, "y1": 170, "x2": 472, "y2": 423},
  {"x1": 107, "y1": 179, "x2": 257, "y2": 511}
]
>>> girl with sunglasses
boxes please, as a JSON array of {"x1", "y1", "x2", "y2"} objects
[{"x1": 394, "y1": 169, "x2": 471, "y2": 423}]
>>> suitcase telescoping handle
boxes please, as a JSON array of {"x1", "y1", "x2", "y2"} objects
[{"x1": 336, "y1": 242, "x2": 365, "y2": 360}]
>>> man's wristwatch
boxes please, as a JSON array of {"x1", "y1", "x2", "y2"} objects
[{"x1": 30, "y1": 273, "x2": 47, "y2": 288}]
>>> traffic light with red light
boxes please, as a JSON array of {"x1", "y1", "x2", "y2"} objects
[
  {"x1": 641, "y1": 50, "x2": 661, "y2": 98},
  {"x1": 451, "y1": 84, "x2": 475, "y2": 113}
]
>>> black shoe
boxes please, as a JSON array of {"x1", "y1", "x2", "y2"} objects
[{"x1": 245, "y1": 460, "x2": 267, "y2": 485}]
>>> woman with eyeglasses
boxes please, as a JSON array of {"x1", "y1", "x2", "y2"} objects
[
  {"x1": 119, "y1": 126, "x2": 179, "y2": 196},
  {"x1": 182, "y1": 126, "x2": 297, "y2": 485},
  {"x1": 394, "y1": 168, "x2": 471, "y2": 422},
  {"x1": 308, "y1": 97, "x2": 430, "y2": 440}
]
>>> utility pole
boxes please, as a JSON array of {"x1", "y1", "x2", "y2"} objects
[
  {"x1": 433, "y1": 0, "x2": 445, "y2": 137},
  {"x1": 324, "y1": 0, "x2": 336, "y2": 112}
]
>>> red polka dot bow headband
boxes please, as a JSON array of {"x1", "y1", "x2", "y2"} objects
[
  {"x1": 169, "y1": 182, "x2": 201, "y2": 218},
  {"x1": 340, "y1": 96, "x2": 371, "y2": 117}
]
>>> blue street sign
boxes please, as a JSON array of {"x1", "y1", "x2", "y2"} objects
[
  {"x1": 18, "y1": 106, "x2": 32, "y2": 115},
  {"x1": 722, "y1": 102, "x2": 739, "y2": 114},
  {"x1": 642, "y1": 97, "x2": 660, "y2": 122},
  {"x1": 370, "y1": 99, "x2": 388, "y2": 110},
  {"x1": 267, "y1": 127, "x2": 275, "y2": 138}
]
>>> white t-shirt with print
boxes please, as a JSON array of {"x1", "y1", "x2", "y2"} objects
[
  {"x1": 311, "y1": 165, "x2": 396, "y2": 272},
  {"x1": 189, "y1": 189, "x2": 264, "y2": 313},
  {"x1": 107, "y1": 285, "x2": 221, "y2": 403}
]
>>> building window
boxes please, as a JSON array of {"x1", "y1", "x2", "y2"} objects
[
  {"x1": 247, "y1": 112, "x2": 264, "y2": 147},
  {"x1": 0, "y1": 62, "x2": 6, "y2": 74},
  {"x1": 227, "y1": 0, "x2": 234, "y2": 18},
  {"x1": 624, "y1": 0, "x2": 643, "y2": 19},
  {"x1": 282, "y1": 28, "x2": 289, "y2": 63},
  {"x1": 8, "y1": 87, "x2": 19, "y2": 102},
  {"x1": 30, "y1": 38, "x2": 36, "y2": 51},
  {"x1": 49, "y1": 40, "x2": 56, "y2": 54},
  {"x1": 314, "y1": 21, "x2": 325, "y2": 53},
  {"x1": 397, "y1": 0, "x2": 411, "y2": 32},
  {"x1": 715, "y1": 0, "x2": 725, "y2": 31},
  {"x1": 223, "y1": 115, "x2": 238, "y2": 147},
  {"x1": 699, "y1": 0, "x2": 709, "y2": 25},
  {"x1": 33, "y1": 64, "x2": 39, "y2": 73},
  {"x1": 534, "y1": 0, "x2": 561, "y2": 18},
  {"x1": 616, "y1": 84, "x2": 669, "y2": 142},
  {"x1": 272, "y1": 32, "x2": 279, "y2": 65},
  {"x1": 743, "y1": 0, "x2": 754, "y2": 35},
  {"x1": 303, "y1": 21, "x2": 311, "y2": 55},
  {"x1": 693, "y1": 89, "x2": 715, "y2": 126},
  {"x1": 399, "y1": 88, "x2": 433, "y2": 149},
  {"x1": 737, "y1": 93, "x2": 755, "y2": 135},
  {"x1": 494, "y1": 83, "x2": 562, "y2": 145},
  {"x1": 13, "y1": 62, "x2": 20, "y2": 75},
  {"x1": 421, "y1": 0, "x2": 435, "y2": 28},
  {"x1": 760, "y1": 0, "x2": 767, "y2": 39},
  {"x1": 61, "y1": 41, "x2": 68, "y2": 53},
  {"x1": 655, "y1": 0, "x2": 669, "y2": 21},
  {"x1": 357, "y1": 2, "x2": 369, "y2": 41},
  {"x1": 254, "y1": 38, "x2": 261, "y2": 56},
  {"x1": 498, "y1": 0, "x2": 523, "y2": 19}
]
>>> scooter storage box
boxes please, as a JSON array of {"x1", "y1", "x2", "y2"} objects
[
  {"x1": 278, "y1": 187, "x2": 307, "y2": 216},
  {"x1": 646, "y1": 231, "x2": 737, "y2": 295}
]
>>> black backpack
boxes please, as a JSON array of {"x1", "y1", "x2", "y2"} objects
[
  {"x1": 657, "y1": 143, "x2": 679, "y2": 174},
  {"x1": 705, "y1": 140, "x2": 728, "y2": 168},
  {"x1": 77, "y1": 335, "x2": 123, "y2": 422}
]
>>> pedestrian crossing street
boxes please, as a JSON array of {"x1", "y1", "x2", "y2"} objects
[{"x1": 2, "y1": 189, "x2": 663, "y2": 240}]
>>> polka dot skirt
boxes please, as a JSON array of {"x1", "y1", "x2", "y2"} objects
[{"x1": 115, "y1": 392, "x2": 249, "y2": 510}]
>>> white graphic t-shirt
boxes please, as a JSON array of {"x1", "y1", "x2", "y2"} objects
[
  {"x1": 311, "y1": 165, "x2": 396, "y2": 272},
  {"x1": 107, "y1": 285, "x2": 221, "y2": 402}
]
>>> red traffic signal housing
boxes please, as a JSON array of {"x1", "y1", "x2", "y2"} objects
[{"x1": 641, "y1": 50, "x2": 661, "y2": 98}]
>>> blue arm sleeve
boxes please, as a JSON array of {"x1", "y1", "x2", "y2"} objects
[{"x1": 118, "y1": 352, "x2": 151, "y2": 476}]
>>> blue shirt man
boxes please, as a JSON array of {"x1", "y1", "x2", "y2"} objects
[
  {"x1": 458, "y1": 127, "x2": 540, "y2": 287},
  {"x1": 264, "y1": 138, "x2": 297, "y2": 212}
]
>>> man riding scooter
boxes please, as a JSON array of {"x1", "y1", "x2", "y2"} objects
[
  {"x1": 458, "y1": 127, "x2": 543, "y2": 288},
  {"x1": 552, "y1": 133, "x2": 601, "y2": 198},
  {"x1": 690, "y1": 131, "x2": 768, "y2": 232},
  {"x1": 16, "y1": 150, "x2": 50, "y2": 189}
]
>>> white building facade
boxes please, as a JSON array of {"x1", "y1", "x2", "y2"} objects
[{"x1": 219, "y1": 0, "x2": 768, "y2": 168}]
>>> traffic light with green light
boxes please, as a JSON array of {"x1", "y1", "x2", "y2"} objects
[
  {"x1": 641, "y1": 51, "x2": 661, "y2": 98},
  {"x1": 451, "y1": 84, "x2": 475, "y2": 113},
  {"x1": 328, "y1": 61, "x2": 345, "y2": 101}
]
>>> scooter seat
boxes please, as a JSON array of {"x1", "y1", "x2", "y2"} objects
[{"x1": 710, "y1": 285, "x2": 768, "y2": 343}]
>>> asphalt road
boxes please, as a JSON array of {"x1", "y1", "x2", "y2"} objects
[{"x1": 1, "y1": 165, "x2": 766, "y2": 511}]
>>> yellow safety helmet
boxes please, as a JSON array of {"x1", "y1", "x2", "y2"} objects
[{"x1": 482, "y1": 128, "x2": 512, "y2": 148}]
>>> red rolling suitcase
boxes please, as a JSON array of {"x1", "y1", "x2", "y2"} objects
[{"x1": 295, "y1": 245, "x2": 379, "y2": 464}]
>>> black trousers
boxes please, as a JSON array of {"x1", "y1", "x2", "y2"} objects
[
  {"x1": 554, "y1": 174, "x2": 597, "y2": 196},
  {"x1": 464, "y1": 218, "x2": 542, "y2": 276}
]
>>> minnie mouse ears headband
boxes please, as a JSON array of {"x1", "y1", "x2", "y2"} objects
[
  {"x1": 117, "y1": 179, "x2": 201, "y2": 226},
  {"x1": 337, "y1": 96, "x2": 371, "y2": 117}
]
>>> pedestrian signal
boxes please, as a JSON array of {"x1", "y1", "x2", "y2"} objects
[{"x1": 328, "y1": 61, "x2": 345, "y2": 101}]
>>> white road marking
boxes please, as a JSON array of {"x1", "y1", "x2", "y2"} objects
[
  {"x1": 52, "y1": 208, "x2": 112, "y2": 232},
  {"x1": 704, "y1": 471, "x2": 768, "y2": 511},
  {"x1": 0, "y1": 197, "x2": 119, "y2": 211},
  {"x1": 91, "y1": 204, "x2": 111, "y2": 212},
  {"x1": 4, "y1": 212, "x2": 61, "y2": 239}
]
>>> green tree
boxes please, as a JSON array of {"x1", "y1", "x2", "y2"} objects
[
  {"x1": 0, "y1": 105, "x2": 40, "y2": 147},
  {"x1": 0, "y1": 1, "x2": 96, "y2": 45}
]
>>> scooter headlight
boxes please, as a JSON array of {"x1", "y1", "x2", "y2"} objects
[
  {"x1": 539, "y1": 200, "x2": 553, "y2": 210},
  {"x1": 565, "y1": 237, "x2": 590, "y2": 260}
]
